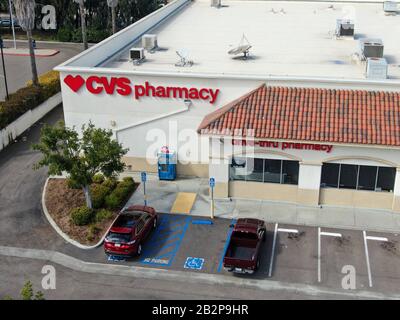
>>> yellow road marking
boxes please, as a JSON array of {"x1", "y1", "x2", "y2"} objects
[{"x1": 170, "y1": 192, "x2": 197, "y2": 214}]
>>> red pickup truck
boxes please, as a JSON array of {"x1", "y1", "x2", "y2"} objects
[{"x1": 223, "y1": 218, "x2": 266, "y2": 274}]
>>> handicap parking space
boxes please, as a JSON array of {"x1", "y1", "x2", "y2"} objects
[
  {"x1": 139, "y1": 213, "x2": 191, "y2": 267},
  {"x1": 263, "y1": 223, "x2": 318, "y2": 284},
  {"x1": 318, "y1": 227, "x2": 369, "y2": 290},
  {"x1": 364, "y1": 231, "x2": 400, "y2": 294},
  {"x1": 170, "y1": 217, "x2": 234, "y2": 273}
]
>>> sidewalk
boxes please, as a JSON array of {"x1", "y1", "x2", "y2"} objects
[
  {"x1": 124, "y1": 172, "x2": 400, "y2": 234},
  {"x1": 2, "y1": 47, "x2": 59, "y2": 57}
]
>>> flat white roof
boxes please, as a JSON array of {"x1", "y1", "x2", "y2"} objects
[{"x1": 102, "y1": 0, "x2": 400, "y2": 80}]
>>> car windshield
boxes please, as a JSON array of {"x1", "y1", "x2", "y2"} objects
[{"x1": 106, "y1": 232, "x2": 131, "y2": 243}]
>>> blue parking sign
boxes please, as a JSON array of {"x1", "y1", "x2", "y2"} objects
[
  {"x1": 184, "y1": 257, "x2": 205, "y2": 270},
  {"x1": 209, "y1": 177, "x2": 215, "y2": 188},
  {"x1": 141, "y1": 172, "x2": 147, "y2": 182}
]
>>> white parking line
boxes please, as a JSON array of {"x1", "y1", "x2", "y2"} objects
[
  {"x1": 278, "y1": 228, "x2": 299, "y2": 234},
  {"x1": 318, "y1": 227, "x2": 321, "y2": 283},
  {"x1": 363, "y1": 231, "x2": 373, "y2": 288},
  {"x1": 320, "y1": 232, "x2": 342, "y2": 238},
  {"x1": 366, "y1": 236, "x2": 388, "y2": 242},
  {"x1": 268, "y1": 223, "x2": 278, "y2": 278}
]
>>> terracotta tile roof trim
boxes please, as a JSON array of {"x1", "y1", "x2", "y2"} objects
[{"x1": 198, "y1": 84, "x2": 400, "y2": 147}]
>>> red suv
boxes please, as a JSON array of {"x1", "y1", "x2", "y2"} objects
[{"x1": 104, "y1": 205, "x2": 158, "y2": 257}]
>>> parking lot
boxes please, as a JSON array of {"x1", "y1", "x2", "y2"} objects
[{"x1": 103, "y1": 212, "x2": 400, "y2": 295}]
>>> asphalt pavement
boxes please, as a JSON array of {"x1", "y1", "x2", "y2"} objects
[{"x1": 0, "y1": 40, "x2": 83, "y2": 101}]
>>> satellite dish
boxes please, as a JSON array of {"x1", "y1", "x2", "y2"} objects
[
  {"x1": 175, "y1": 48, "x2": 194, "y2": 67},
  {"x1": 228, "y1": 34, "x2": 252, "y2": 59}
]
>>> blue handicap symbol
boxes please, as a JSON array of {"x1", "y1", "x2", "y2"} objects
[
  {"x1": 184, "y1": 257, "x2": 205, "y2": 270},
  {"x1": 209, "y1": 177, "x2": 215, "y2": 188},
  {"x1": 141, "y1": 172, "x2": 147, "y2": 182},
  {"x1": 108, "y1": 255, "x2": 126, "y2": 262}
]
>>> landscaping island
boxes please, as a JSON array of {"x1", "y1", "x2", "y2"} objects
[{"x1": 44, "y1": 175, "x2": 138, "y2": 245}]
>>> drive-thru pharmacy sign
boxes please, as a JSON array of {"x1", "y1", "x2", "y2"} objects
[
  {"x1": 232, "y1": 139, "x2": 333, "y2": 153},
  {"x1": 63, "y1": 75, "x2": 220, "y2": 104}
]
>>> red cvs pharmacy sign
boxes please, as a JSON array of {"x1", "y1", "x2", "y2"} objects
[{"x1": 63, "y1": 75, "x2": 220, "y2": 104}]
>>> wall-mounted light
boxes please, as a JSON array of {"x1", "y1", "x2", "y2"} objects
[
  {"x1": 184, "y1": 99, "x2": 192, "y2": 108},
  {"x1": 110, "y1": 120, "x2": 117, "y2": 127}
]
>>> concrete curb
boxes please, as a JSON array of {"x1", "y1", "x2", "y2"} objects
[
  {"x1": 1, "y1": 245, "x2": 399, "y2": 300},
  {"x1": 3, "y1": 50, "x2": 60, "y2": 57},
  {"x1": 41, "y1": 177, "x2": 115, "y2": 250}
]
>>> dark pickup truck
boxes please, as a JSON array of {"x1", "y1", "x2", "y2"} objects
[{"x1": 223, "y1": 218, "x2": 266, "y2": 274}]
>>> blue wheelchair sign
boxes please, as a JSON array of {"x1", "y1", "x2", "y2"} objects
[
  {"x1": 209, "y1": 177, "x2": 215, "y2": 188},
  {"x1": 184, "y1": 257, "x2": 205, "y2": 270},
  {"x1": 141, "y1": 172, "x2": 147, "y2": 182}
]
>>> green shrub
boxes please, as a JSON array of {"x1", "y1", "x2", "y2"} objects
[
  {"x1": 87, "y1": 27, "x2": 110, "y2": 43},
  {"x1": 105, "y1": 179, "x2": 136, "y2": 210},
  {"x1": 70, "y1": 206, "x2": 94, "y2": 226},
  {"x1": 0, "y1": 71, "x2": 60, "y2": 130},
  {"x1": 93, "y1": 173, "x2": 105, "y2": 184},
  {"x1": 104, "y1": 193, "x2": 121, "y2": 210},
  {"x1": 71, "y1": 29, "x2": 83, "y2": 43},
  {"x1": 102, "y1": 178, "x2": 118, "y2": 190},
  {"x1": 57, "y1": 27, "x2": 71, "y2": 42},
  {"x1": 90, "y1": 184, "x2": 111, "y2": 209},
  {"x1": 66, "y1": 178, "x2": 81, "y2": 190},
  {"x1": 87, "y1": 224, "x2": 101, "y2": 241},
  {"x1": 122, "y1": 176, "x2": 135, "y2": 184},
  {"x1": 95, "y1": 209, "x2": 114, "y2": 223}
]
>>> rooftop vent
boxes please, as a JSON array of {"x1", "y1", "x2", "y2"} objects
[
  {"x1": 142, "y1": 34, "x2": 158, "y2": 52},
  {"x1": 335, "y1": 19, "x2": 354, "y2": 38},
  {"x1": 129, "y1": 47, "x2": 145, "y2": 65},
  {"x1": 383, "y1": 1, "x2": 398, "y2": 15},
  {"x1": 359, "y1": 39, "x2": 384, "y2": 60},
  {"x1": 365, "y1": 58, "x2": 388, "y2": 79},
  {"x1": 211, "y1": 0, "x2": 221, "y2": 8}
]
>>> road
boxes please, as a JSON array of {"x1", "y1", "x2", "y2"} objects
[{"x1": 0, "y1": 40, "x2": 83, "y2": 101}]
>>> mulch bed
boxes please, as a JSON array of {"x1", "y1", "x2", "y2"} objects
[{"x1": 44, "y1": 178, "x2": 137, "y2": 246}]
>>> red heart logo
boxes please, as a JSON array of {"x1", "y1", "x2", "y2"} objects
[{"x1": 64, "y1": 75, "x2": 85, "y2": 93}]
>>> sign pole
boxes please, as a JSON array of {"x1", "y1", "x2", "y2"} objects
[
  {"x1": 0, "y1": 38, "x2": 9, "y2": 100},
  {"x1": 141, "y1": 172, "x2": 147, "y2": 206},
  {"x1": 209, "y1": 178, "x2": 215, "y2": 219}
]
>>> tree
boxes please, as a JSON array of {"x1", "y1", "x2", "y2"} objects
[
  {"x1": 107, "y1": 0, "x2": 118, "y2": 34},
  {"x1": 73, "y1": 0, "x2": 88, "y2": 50},
  {"x1": 20, "y1": 281, "x2": 45, "y2": 300},
  {"x1": 13, "y1": 0, "x2": 38, "y2": 86},
  {"x1": 33, "y1": 121, "x2": 128, "y2": 209}
]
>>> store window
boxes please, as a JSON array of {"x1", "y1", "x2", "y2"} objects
[
  {"x1": 320, "y1": 163, "x2": 396, "y2": 192},
  {"x1": 321, "y1": 163, "x2": 340, "y2": 188},
  {"x1": 230, "y1": 157, "x2": 299, "y2": 185},
  {"x1": 339, "y1": 164, "x2": 358, "y2": 189}
]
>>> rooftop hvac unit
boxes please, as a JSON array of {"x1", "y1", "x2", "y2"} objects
[
  {"x1": 359, "y1": 39, "x2": 384, "y2": 59},
  {"x1": 366, "y1": 58, "x2": 388, "y2": 79},
  {"x1": 335, "y1": 19, "x2": 354, "y2": 37},
  {"x1": 142, "y1": 34, "x2": 158, "y2": 51},
  {"x1": 211, "y1": 0, "x2": 221, "y2": 7},
  {"x1": 129, "y1": 47, "x2": 145, "y2": 62},
  {"x1": 383, "y1": 1, "x2": 398, "y2": 14}
]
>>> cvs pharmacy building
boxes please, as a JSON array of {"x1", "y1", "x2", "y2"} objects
[{"x1": 55, "y1": 0, "x2": 400, "y2": 212}]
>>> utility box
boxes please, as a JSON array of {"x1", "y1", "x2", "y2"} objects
[
  {"x1": 359, "y1": 39, "x2": 384, "y2": 60},
  {"x1": 157, "y1": 146, "x2": 177, "y2": 181},
  {"x1": 383, "y1": 1, "x2": 398, "y2": 14},
  {"x1": 366, "y1": 58, "x2": 388, "y2": 79},
  {"x1": 129, "y1": 47, "x2": 145, "y2": 61},
  {"x1": 336, "y1": 19, "x2": 354, "y2": 38},
  {"x1": 142, "y1": 34, "x2": 158, "y2": 51}
]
